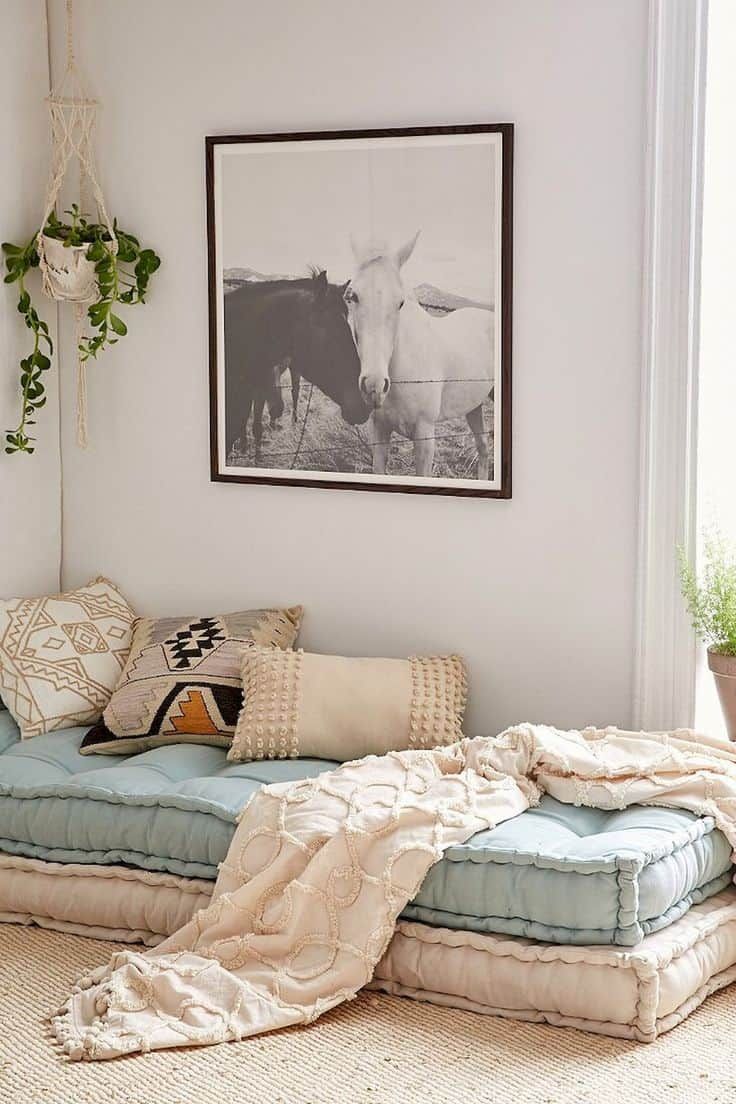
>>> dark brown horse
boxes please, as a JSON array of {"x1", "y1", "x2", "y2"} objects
[{"x1": 225, "y1": 271, "x2": 368, "y2": 460}]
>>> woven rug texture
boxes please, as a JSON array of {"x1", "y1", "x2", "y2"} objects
[{"x1": 1, "y1": 924, "x2": 736, "y2": 1103}]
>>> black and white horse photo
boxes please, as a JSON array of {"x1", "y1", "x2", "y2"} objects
[{"x1": 208, "y1": 125, "x2": 511, "y2": 496}]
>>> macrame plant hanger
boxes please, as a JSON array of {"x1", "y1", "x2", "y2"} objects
[{"x1": 37, "y1": 0, "x2": 116, "y2": 448}]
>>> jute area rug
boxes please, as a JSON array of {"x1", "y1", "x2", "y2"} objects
[{"x1": 2, "y1": 925, "x2": 736, "y2": 1104}]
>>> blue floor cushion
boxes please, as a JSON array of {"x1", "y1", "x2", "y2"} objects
[
  {"x1": 0, "y1": 711, "x2": 731, "y2": 944},
  {"x1": 403, "y1": 798, "x2": 733, "y2": 944}
]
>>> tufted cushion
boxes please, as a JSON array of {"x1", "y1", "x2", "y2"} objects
[
  {"x1": 371, "y1": 891, "x2": 736, "y2": 1042},
  {"x1": 403, "y1": 796, "x2": 734, "y2": 944},
  {"x1": 0, "y1": 712, "x2": 731, "y2": 942},
  {"x1": 0, "y1": 709, "x2": 330, "y2": 879},
  {"x1": 0, "y1": 854, "x2": 212, "y2": 946}
]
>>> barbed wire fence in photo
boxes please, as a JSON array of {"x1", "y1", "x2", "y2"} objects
[{"x1": 227, "y1": 377, "x2": 494, "y2": 481}]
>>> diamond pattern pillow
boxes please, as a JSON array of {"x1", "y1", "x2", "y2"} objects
[
  {"x1": 81, "y1": 606, "x2": 303, "y2": 755},
  {"x1": 0, "y1": 577, "x2": 136, "y2": 738}
]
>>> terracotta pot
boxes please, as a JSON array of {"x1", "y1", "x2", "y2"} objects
[{"x1": 708, "y1": 648, "x2": 736, "y2": 740}]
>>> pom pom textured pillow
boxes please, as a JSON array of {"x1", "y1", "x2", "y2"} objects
[
  {"x1": 0, "y1": 577, "x2": 136, "y2": 738},
  {"x1": 228, "y1": 647, "x2": 467, "y2": 763},
  {"x1": 81, "y1": 606, "x2": 303, "y2": 755}
]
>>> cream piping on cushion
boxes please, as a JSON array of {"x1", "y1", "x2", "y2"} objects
[
  {"x1": 228, "y1": 648, "x2": 467, "y2": 763},
  {"x1": 52, "y1": 724, "x2": 736, "y2": 1061}
]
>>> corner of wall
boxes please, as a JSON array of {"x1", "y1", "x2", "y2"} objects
[{"x1": 0, "y1": 0, "x2": 62, "y2": 596}]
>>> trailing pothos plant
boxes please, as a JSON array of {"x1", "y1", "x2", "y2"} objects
[{"x1": 2, "y1": 205, "x2": 160, "y2": 454}]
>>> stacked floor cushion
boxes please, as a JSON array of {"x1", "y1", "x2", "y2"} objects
[
  {"x1": 371, "y1": 892, "x2": 736, "y2": 1042},
  {"x1": 0, "y1": 713, "x2": 732, "y2": 942},
  {"x1": 1, "y1": 709, "x2": 736, "y2": 1038},
  {"x1": 404, "y1": 798, "x2": 733, "y2": 945},
  {"x1": 0, "y1": 854, "x2": 213, "y2": 945},
  {"x1": 0, "y1": 720, "x2": 330, "y2": 879}
]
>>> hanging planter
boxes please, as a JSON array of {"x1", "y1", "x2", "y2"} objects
[
  {"x1": 2, "y1": 0, "x2": 160, "y2": 454},
  {"x1": 37, "y1": 231, "x2": 100, "y2": 303}
]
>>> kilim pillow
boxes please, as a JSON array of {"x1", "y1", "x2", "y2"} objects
[
  {"x1": 80, "y1": 606, "x2": 303, "y2": 755},
  {"x1": 0, "y1": 577, "x2": 136, "y2": 739},
  {"x1": 227, "y1": 647, "x2": 467, "y2": 763}
]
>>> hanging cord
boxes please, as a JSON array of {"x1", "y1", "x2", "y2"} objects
[
  {"x1": 65, "y1": 0, "x2": 75, "y2": 71},
  {"x1": 37, "y1": 0, "x2": 117, "y2": 450},
  {"x1": 73, "y1": 303, "x2": 88, "y2": 448}
]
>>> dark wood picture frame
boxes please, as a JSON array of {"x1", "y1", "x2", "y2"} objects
[{"x1": 207, "y1": 123, "x2": 513, "y2": 498}]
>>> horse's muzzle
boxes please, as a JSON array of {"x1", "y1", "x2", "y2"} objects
[{"x1": 359, "y1": 375, "x2": 391, "y2": 409}]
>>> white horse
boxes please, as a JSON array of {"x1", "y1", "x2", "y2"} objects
[{"x1": 344, "y1": 233, "x2": 493, "y2": 479}]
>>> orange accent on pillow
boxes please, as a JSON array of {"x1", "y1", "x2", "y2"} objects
[{"x1": 168, "y1": 690, "x2": 220, "y2": 736}]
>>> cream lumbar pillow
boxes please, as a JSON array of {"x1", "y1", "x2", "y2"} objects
[
  {"x1": 228, "y1": 647, "x2": 467, "y2": 763},
  {"x1": 0, "y1": 577, "x2": 136, "y2": 739}
]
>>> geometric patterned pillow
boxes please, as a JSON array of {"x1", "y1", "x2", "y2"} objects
[
  {"x1": 80, "y1": 606, "x2": 303, "y2": 756},
  {"x1": 0, "y1": 577, "x2": 136, "y2": 738}
]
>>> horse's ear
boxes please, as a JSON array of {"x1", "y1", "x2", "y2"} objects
[
  {"x1": 314, "y1": 269, "x2": 328, "y2": 297},
  {"x1": 395, "y1": 230, "x2": 420, "y2": 269}
]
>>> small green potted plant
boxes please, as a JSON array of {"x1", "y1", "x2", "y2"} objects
[
  {"x1": 679, "y1": 532, "x2": 736, "y2": 739},
  {"x1": 2, "y1": 205, "x2": 160, "y2": 454}
]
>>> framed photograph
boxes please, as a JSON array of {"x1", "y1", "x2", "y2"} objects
[{"x1": 207, "y1": 123, "x2": 512, "y2": 498}]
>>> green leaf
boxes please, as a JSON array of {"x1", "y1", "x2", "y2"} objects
[
  {"x1": 109, "y1": 314, "x2": 127, "y2": 336},
  {"x1": 136, "y1": 250, "x2": 161, "y2": 277}
]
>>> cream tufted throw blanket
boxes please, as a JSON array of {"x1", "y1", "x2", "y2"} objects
[{"x1": 51, "y1": 725, "x2": 736, "y2": 1061}]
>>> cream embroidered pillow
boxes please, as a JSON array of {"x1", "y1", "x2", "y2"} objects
[
  {"x1": 228, "y1": 647, "x2": 467, "y2": 763},
  {"x1": 83, "y1": 606, "x2": 304, "y2": 755},
  {"x1": 0, "y1": 577, "x2": 136, "y2": 739}
]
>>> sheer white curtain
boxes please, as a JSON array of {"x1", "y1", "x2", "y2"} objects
[
  {"x1": 634, "y1": 0, "x2": 707, "y2": 732},
  {"x1": 695, "y1": 0, "x2": 736, "y2": 735}
]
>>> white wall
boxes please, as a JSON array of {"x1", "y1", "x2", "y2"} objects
[
  {"x1": 53, "y1": 0, "x2": 647, "y2": 734},
  {"x1": 0, "y1": 0, "x2": 61, "y2": 596}
]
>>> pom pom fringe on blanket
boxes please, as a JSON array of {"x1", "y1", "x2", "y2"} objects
[{"x1": 51, "y1": 724, "x2": 736, "y2": 1061}]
